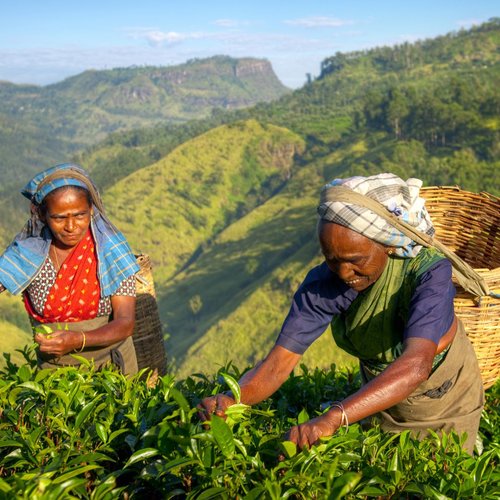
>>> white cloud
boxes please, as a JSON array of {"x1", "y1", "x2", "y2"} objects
[
  {"x1": 213, "y1": 19, "x2": 248, "y2": 28},
  {"x1": 284, "y1": 16, "x2": 353, "y2": 28},
  {"x1": 126, "y1": 28, "x2": 205, "y2": 46}
]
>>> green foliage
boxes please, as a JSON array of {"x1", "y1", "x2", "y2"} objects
[
  {"x1": 0, "y1": 56, "x2": 289, "y2": 199},
  {"x1": 0, "y1": 354, "x2": 498, "y2": 498},
  {"x1": 0, "y1": 293, "x2": 32, "y2": 368},
  {"x1": 101, "y1": 119, "x2": 305, "y2": 288}
]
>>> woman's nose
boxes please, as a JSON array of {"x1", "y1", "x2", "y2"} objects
[
  {"x1": 65, "y1": 217, "x2": 76, "y2": 231},
  {"x1": 336, "y1": 262, "x2": 354, "y2": 281}
]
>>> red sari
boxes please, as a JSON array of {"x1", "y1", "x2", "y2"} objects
[{"x1": 24, "y1": 230, "x2": 101, "y2": 323}]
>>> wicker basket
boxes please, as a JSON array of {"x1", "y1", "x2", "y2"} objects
[
  {"x1": 133, "y1": 254, "x2": 167, "y2": 376},
  {"x1": 421, "y1": 187, "x2": 500, "y2": 390}
]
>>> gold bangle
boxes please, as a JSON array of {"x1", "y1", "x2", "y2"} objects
[{"x1": 77, "y1": 331, "x2": 86, "y2": 352}]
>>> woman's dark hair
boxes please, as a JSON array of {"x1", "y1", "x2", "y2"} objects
[{"x1": 38, "y1": 185, "x2": 92, "y2": 216}]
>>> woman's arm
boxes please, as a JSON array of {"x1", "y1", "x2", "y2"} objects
[
  {"x1": 198, "y1": 345, "x2": 302, "y2": 420},
  {"x1": 35, "y1": 295, "x2": 136, "y2": 356},
  {"x1": 285, "y1": 335, "x2": 439, "y2": 448}
]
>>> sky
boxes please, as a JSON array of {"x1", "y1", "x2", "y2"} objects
[{"x1": 0, "y1": 1, "x2": 498, "y2": 89}]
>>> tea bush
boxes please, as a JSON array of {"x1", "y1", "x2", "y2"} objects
[{"x1": 0, "y1": 346, "x2": 498, "y2": 499}]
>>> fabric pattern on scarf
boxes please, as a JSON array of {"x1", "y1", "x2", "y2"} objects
[
  {"x1": 23, "y1": 229, "x2": 100, "y2": 323},
  {"x1": 317, "y1": 173, "x2": 435, "y2": 257},
  {"x1": 21, "y1": 164, "x2": 91, "y2": 206},
  {"x1": 0, "y1": 163, "x2": 139, "y2": 296}
]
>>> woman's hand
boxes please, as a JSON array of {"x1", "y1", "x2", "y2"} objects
[
  {"x1": 284, "y1": 409, "x2": 342, "y2": 449},
  {"x1": 35, "y1": 295, "x2": 136, "y2": 356},
  {"x1": 197, "y1": 393, "x2": 236, "y2": 422},
  {"x1": 34, "y1": 330, "x2": 84, "y2": 356}
]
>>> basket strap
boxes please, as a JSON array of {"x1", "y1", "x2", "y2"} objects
[{"x1": 321, "y1": 186, "x2": 490, "y2": 298}]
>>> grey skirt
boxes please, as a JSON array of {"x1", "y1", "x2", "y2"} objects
[{"x1": 360, "y1": 320, "x2": 484, "y2": 454}]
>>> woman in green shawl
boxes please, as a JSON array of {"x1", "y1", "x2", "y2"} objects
[{"x1": 198, "y1": 173, "x2": 484, "y2": 454}]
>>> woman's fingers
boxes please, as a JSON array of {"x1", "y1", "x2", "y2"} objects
[
  {"x1": 285, "y1": 414, "x2": 338, "y2": 449},
  {"x1": 34, "y1": 330, "x2": 76, "y2": 355},
  {"x1": 197, "y1": 397, "x2": 217, "y2": 422},
  {"x1": 197, "y1": 394, "x2": 235, "y2": 422},
  {"x1": 285, "y1": 424, "x2": 315, "y2": 449}
]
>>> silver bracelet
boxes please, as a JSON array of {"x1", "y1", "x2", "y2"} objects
[{"x1": 329, "y1": 401, "x2": 349, "y2": 430}]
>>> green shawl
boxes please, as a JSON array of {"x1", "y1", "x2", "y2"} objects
[{"x1": 331, "y1": 247, "x2": 445, "y2": 373}]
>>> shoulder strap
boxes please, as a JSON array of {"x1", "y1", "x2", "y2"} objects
[{"x1": 321, "y1": 186, "x2": 489, "y2": 298}]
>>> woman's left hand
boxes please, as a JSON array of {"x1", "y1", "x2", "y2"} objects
[
  {"x1": 34, "y1": 330, "x2": 83, "y2": 356},
  {"x1": 284, "y1": 410, "x2": 341, "y2": 449}
]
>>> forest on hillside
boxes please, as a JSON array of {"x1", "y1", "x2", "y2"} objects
[
  {"x1": 0, "y1": 20, "x2": 499, "y2": 497},
  {"x1": 0, "y1": 19, "x2": 498, "y2": 377},
  {"x1": 77, "y1": 19, "x2": 499, "y2": 196},
  {"x1": 0, "y1": 56, "x2": 289, "y2": 204}
]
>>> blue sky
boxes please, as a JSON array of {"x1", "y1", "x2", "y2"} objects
[{"x1": 0, "y1": 1, "x2": 497, "y2": 88}]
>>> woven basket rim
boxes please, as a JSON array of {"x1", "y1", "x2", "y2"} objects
[{"x1": 421, "y1": 186, "x2": 500, "y2": 390}]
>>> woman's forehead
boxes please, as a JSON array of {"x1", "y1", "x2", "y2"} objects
[
  {"x1": 45, "y1": 187, "x2": 90, "y2": 208},
  {"x1": 319, "y1": 222, "x2": 379, "y2": 252}
]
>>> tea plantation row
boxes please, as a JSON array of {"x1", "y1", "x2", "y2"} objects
[{"x1": 0, "y1": 347, "x2": 498, "y2": 499}]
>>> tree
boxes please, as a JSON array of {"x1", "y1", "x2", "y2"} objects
[{"x1": 386, "y1": 88, "x2": 409, "y2": 139}]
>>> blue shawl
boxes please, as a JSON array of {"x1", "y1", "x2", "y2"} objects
[{"x1": 0, "y1": 163, "x2": 139, "y2": 296}]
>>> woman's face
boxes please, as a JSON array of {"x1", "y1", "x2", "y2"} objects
[
  {"x1": 41, "y1": 188, "x2": 92, "y2": 250},
  {"x1": 318, "y1": 221, "x2": 392, "y2": 292}
]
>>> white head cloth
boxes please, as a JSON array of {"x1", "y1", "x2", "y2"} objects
[{"x1": 317, "y1": 173, "x2": 435, "y2": 257}]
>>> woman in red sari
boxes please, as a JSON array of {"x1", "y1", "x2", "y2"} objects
[{"x1": 0, "y1": 164, "x2": 140, "y2": 374}]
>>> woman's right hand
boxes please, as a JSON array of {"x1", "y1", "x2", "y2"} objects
[
  {"x1": 197, "y1": 393, "x2": 236, "y2": 422},
  {"x1": 34, "y1": 329, "x2": 83, "y2": 356}
]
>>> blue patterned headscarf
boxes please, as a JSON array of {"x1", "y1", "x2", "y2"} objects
[
  {"x1": 21, "y1": 163, "x2": 91, "y2": 206},
  {"x1": 0, "y1": 163, "x2": 139, "y2": 296},
  {"x1": 317, "y1": 173, "x2": 435, "y2": 258}
]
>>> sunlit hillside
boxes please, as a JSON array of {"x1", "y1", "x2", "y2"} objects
[
  {"x1": 0, "y1": 56, "x2": 289, "y2": 201},
  {"x1": 0, "y1": 20, "x2": 498, "y2": 376},
  {"x1": 103, "y1": 119, "x2": 305, "y2": 286}
]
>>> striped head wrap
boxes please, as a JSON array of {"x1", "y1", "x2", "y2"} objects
[
  {"x1": 0, "y1": 163, "x2": 139, "y2": 296},
  {"x1": 21, "y1": 163, "x2": 104, "y2": 210},
  {"x1": 317, "y1": 173, "x2": 435, "y2": 258}
]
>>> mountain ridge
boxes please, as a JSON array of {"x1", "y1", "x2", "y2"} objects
[
  {"x1": 0, "y1": 55, "x2": 290, "y2": 198},
  {"x1": 0, "y1": 20, "x2": 498, "y2": 374}
]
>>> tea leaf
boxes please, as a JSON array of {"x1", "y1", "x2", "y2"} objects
[
  {"x1": 330, "y1": 471, "x2": 362, "y2": 499},
  {"x1": 124, "y1": 448, "x2": 160, "y2": 468},
  {"x1": 18, "y1": 381, "x2": 46, "y2": 397},
  {"x1": 195, "y1": 486, "x2": 229, "y2": 499},
  {"x1": 221, "y1": 372, "x2": 241, "y2": 403},
  {"x1": 210, "y1": 414, "x2": 235, "y2": 458},
  {"x1": 75, "y1": 395, "x2": 103, "y2": 428},
  {"x1": 298, "y1": 407, "x2": 309, "y2": 424},
  {"x1": 53, "y1": 464, "x2": 101, "y2": 483},
  {"x1": 280, "y1": 440, "x2": 297, "y2": 459}
]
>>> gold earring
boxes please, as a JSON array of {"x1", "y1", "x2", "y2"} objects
[{"x1": 388, "y1": 249, "x2": 393, "y2": 256}]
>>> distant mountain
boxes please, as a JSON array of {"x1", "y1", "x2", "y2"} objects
[
  {"x1": 0, "y1": 20, "x2": 498, "y2": 376},
  {"x1": 0, "y1": 56, "x2": 290, "y2": 197},
  {"x1": 94, "y1": 19, "x2": 498, "y2": 376}
]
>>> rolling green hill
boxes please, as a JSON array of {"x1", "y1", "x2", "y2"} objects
[
  {"x1": 0, "y1": 56, "x2": 290, "y2": 199},
  {"x1": 82, "y1": 19, "x2": 499, "y2": 195},
  {"x1": 0, "y1": 20, "x2": 498, "y2": 376},
  {"x1": 102, "y1": 119, "x2": 305, "y2": 285}
]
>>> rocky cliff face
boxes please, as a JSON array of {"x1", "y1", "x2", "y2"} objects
[
  {"x1": 0, "y1": 56, "x2": 290, "y2": 141},
  {"x1": 234, "y1": 59, "x2": 273, "y2": 78}
]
